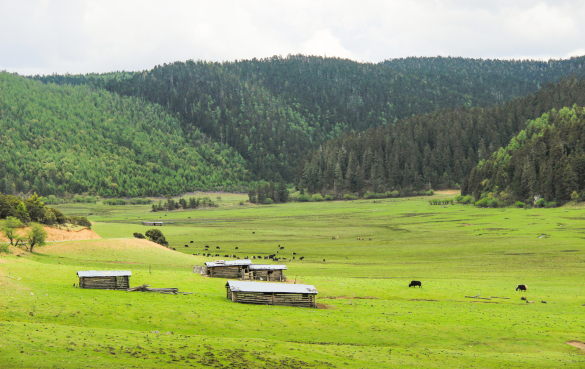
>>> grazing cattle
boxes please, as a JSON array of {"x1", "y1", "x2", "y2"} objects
[
  {"x1": 516, "y1": 284, "x2": 528, "y2": 292},
  {"x1": 253, "y1": 256, "x2": 256, "y2": 259},
  {"x1": 292, "y1": 257, "x2": 295, "y2": 260},
  {"x1": 235, "y1": 247, "x2": 239, "y2": 250},
  {"x1": 299, "y1": 257, "x2": 304, "y2": 260},
  {"x1": 172, "y1": 248, "x2": 176, "y2": 250},
  {"x1": 252, "y1": 232, "x2": 255, "y2": 234},
  {"x1": 409, "y1": 281, "x2": 422, "y2": 288},
  {"x1": 369, "y1": 238, "x2": 372, "y2": 241},
  {"x1": 190, "y1": 241, "x2": 194, "y2": 243},
  {"x1": 332, "y1": 236, "x2": 336, "y2": 240},
  {"x1": 257, "y1": 255, "x2": 261, "y2": 259},
  {"x1": 293, "y1": 252, "x2": 297, "y2": 255},
  {"x1": 185, "y1": 245, "x2": 188, "y2": 247},
  {"x1": 323, "y1": 259, "x2": 326, "y2": 262},
  {"x1": 216, "y1": 246, "x2": 220, "y2": 249}
]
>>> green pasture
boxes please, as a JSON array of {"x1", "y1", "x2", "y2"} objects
[{"x1": 1, "y1": 194, "x2": 585, "y2": 368}]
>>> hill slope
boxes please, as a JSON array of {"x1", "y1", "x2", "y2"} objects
[
  {"x1": 296, "y1": 77, "x2": 585, "y2": 194},
  {"x1": 0, "y1": 72, "x2": 248, "y2": 197},
  {"x1": 464, "y1": 106, "x2": 585, "y2": 204},
  {"x1": 33, "y1": 55, "x2": 585, "y2": 182}
]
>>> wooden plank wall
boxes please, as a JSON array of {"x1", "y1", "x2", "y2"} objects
[
  {"x1": 209, "y1": 266, "x2": 242, "y2": 278},
  {"x1": 79, "y1": 276, "x2": 129, "y2": 290},
  {"x1": 231, "y1": 291, "x2": 315, "y2": 308}
]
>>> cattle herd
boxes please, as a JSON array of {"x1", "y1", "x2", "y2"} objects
[{"x1": 187, "y1": 238, "x2": 531, "y2": 295}]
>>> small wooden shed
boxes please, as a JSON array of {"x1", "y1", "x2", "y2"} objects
[
  {"x1": 205, "y1": 259, "x2": 252, "y2": 278},
  {"x1": 243, "y1": 264, "x2": 287, "y2": 281},
  {"x1": 77, "y1": 270, "x2": 131, "y2": 290},
  {"x1": 142, "y1": 221, "x2": 163, "y2": 226},
  {"x1": 226, "y1": 281, "x2": 318, "y2": 308}
]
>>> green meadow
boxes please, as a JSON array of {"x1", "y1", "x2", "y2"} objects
[{"x1": 1, "y1": 193, "x2": 585, "y2": 368}]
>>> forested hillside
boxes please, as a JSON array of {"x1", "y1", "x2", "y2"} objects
[
  {"x1": 463, "y1": 106, "x2": 585, "y2": 205},
  {"x1": 296, "y1": 77, "x2": 585, "y2": 195},
  {"x1": 33, "y1": 55, "x2": 585, "y2": 182},
  {"x1": 0, "y1": 72, "x2": 248, "y2": 197}
]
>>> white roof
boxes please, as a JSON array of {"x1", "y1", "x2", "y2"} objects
[
  {"x1": 248, "y1": 264, "x2": 287, "y2": 270},
  {"x1": 77, "y1": 270, "x2": 132, "y2": 277},
  {"x1": 226, "y1": 281, "x2": 317, "y2": 294},
  {"x1": 205, "y1": 259, "x2": 252, "y2": 267}
]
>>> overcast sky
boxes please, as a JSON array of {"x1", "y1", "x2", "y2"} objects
[{"x1": 2, "y1": 0, "x2": 585, "y2": 75}]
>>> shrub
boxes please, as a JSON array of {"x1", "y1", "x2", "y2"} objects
[
  {"x1": 133, "y1": 232, "x2": 146, "y2": 239},
  {"x1": 487, "y1": 199, "x2": 499, "y2": 208},
  {"x1": 324, "y1": 195, "x2": 335, "y2": 201},
  {"x1": 69, "y1": 216, "x2": 92, "y2": 228},
  {"x1": 363, "y1": 191, "x2": 377, "y2": 199},
  {"x1": 535, "y1": 198, "x2": 547, "y2": 208},
  {"x1": 312, "y1": 194, "x2": 324, "y2": 202},
  {"x1": 297, "y1": 194, "x2": 311, "y2": 202},
  {"x1": 48, "y1": 208, "x2": 67, "y2": 224},
  {"x1": 264, "y1": 198, "x2": 274, "y2": 204},
  {"x1": 0, "y1": 243, "x2": 9, "y2": 254},
  {"x1": 545, "y1": 201, "x2": 557, "y2": 208},
  {"x1": 460, "y1": 195, "x2": 475, "y2": 204},
  {"x1": 515, "y1": 201, "x2": 526, "y2": 208},
  {"x1": 475, "y1": 197, "x2": 489, "y2": 208},
  {"x1": 426, "y1": 190, "x2": 434, "y2": 196},
  {"x1": 343, "y1": 194, "x2": 358, "y2": 200},
  {"x1": 391, "y1": 190, "x2": 400, "y2": 198}
]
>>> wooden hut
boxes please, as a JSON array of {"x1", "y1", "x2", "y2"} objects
[
  {"x1": 243, "y1": 264, "x2": 287, "y2": 281},
  {"x1": 77, "y1": 271, "x2": 131, "y2": 290},
  {"x1": 142, "y1": 221, "x2": 163, "y2": 226},
  {"x1": 204, "y1": 259, "x2": 252, "y2": 278},
  {"x1": 225, "y1": 281, "x2": 317, "y2": 308}
]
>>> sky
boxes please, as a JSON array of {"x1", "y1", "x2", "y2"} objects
[{"x1": 2, "y1": 0, "x2": 585, "y2": 75}]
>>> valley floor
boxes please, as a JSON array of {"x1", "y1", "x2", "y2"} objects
[{"x1": 1, "y1": 194, "x2": 584, "y2": 368}]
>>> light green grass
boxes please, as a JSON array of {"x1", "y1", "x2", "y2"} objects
[{"x1": 1, "y1": 194, "x2": 584, "y2": 368}]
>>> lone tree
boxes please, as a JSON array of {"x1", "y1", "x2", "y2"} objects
[
  {"x1": 1, "y1": 216, "x2": 23, "y2": 245},
  {"x1": 27, "y1": 223, "x2": 48, "y2": 253}
]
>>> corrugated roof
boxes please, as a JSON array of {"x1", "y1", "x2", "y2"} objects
[
  {"x1": 226, "y1": 281, "x2": 317, "y2": 294},
  {"x1": 205, "y1": 259, "x2": 252, "y2": 267},
  {"x1": 77, "y1": 270, "x2": 132, "y2": 277},
  {"x1": 248, "y1": 264, "x2": 287, "y2": 270}
]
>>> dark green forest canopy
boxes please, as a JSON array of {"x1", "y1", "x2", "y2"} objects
[
  {"x1": 0, "y1": 72, "x2": 249, "y2": 197},
  {"x1": 297, "y1": 77, "x2": 585, "y2": 195},
  {"x1": 464, "y1": 106, "x2": 585, "y2": 204},
  {"x1": 31, "y1": 54, "x2": 585, "y2": 182}
]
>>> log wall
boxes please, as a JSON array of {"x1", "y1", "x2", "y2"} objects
[
  {"x1": 209, "y1": 266, "x2": 242, "y2": 278},
  {"x1": 229, "y1": 291, "x2": 315, "y2": 308},
  {"x1": 79, "y1": 276, "x2": 129, "y2": 290},
  {"x1": 252, "y1": 270, "x2": 284, "y2": 281}
]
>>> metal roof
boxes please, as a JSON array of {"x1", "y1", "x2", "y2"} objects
[
  {"x1": 77, "y1": 270, "x2": 132, "y2": 277},
  {"x1": 248, "y1": 264, "x2": 287, "y2": 270},
  {"x1": 205, "y1": 259, "x2": 252, "y2": 267},
  {"x1": 226, "y1": 281, "x2": 317, "y2": 294}
]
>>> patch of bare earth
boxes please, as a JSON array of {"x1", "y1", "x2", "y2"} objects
[
  {"x1": 316, "y1": 303, "x2": 335, "y2": 309},
  {"x1": 39, "y1": 238, "x2": 174, "y2": 254},
  {"x1": 566, "y1": 341, "x2": 585, "y2": 350},
  {"x1": 435, "y1": 189, "x2": 460, "y2": 195},
  {"x1": 0, "y1": 225, "x2": 101, "y2": 243}
]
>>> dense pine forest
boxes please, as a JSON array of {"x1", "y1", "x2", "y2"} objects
[
  {"x1": 33, "y1": 55, "x2": 585, "y2": 183},
  {"x1": 295, "y1": 77, "x2": 585, "y2": 196},
  {"x1": 463, "y1": 106, "x2": 585, "y2": 205},
  {"x1": 0, "y1": 72, "x2": 248, "y2": 197}
]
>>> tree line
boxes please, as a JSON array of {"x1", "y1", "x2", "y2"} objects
[
  {"x1": 295, "y1": 77, "x2": 585, "y2": 197},
  {"x1": 0, "y1": 72, "x2": 249, "y2": 198},
  {"x1": 463, "y1": 106, "x2": 585, "y2": 205},
  {"x1": 32, "y1": 54, "x2": 585, "y2": 184}
]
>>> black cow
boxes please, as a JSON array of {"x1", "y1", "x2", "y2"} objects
[
  {"x1": 409, "y1": 281, "x2": 422, "y2": 288},
  {"x1": 516, "y1": 284, "x2": 528, "y2": 292},
  {"x1": 190, "y1": 241, "x2": 193, "y2": 243}
]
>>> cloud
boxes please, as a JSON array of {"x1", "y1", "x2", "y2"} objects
[{"x1": 1, "y1": 0, "x2": 584, "y2": 75}]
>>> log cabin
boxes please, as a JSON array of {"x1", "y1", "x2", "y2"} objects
[
  {"x1": 204, "y1": 259, "x2": 252, "y2": 278},
  {"x1": 77, "y1": 270, "x2": 131, "y2": 290},
  {"x1": 243, "y1": 264, "x2": 287, "y2": 281},
  {"x1": 225, "y1": 281, "x2": 317, "y2": 308}
]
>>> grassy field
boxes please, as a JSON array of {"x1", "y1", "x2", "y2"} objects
[{"x1": 1, "y1": 193, "x2": 585, "y2": 368}]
